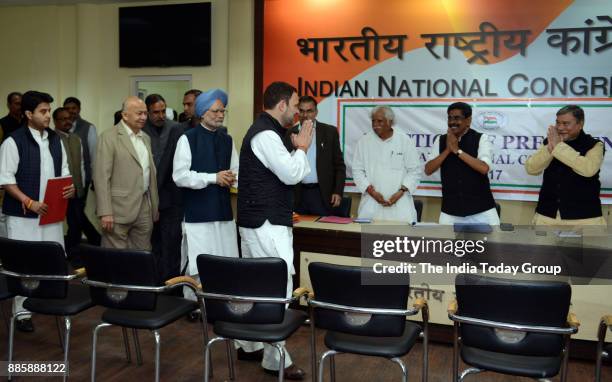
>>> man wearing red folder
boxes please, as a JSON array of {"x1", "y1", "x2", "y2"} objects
[{"x1": 0, "y1": 91, "x2": 75, "y2": 333}]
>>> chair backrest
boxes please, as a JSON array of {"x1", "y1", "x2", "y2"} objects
[
  {"x1": 414, "y1": 199, "x2": 423, "y2": 222},
  {"x1": 197, "y1": 254, "x2": 288, "y2": 324},
  {"x1": 309, "y1": 262, "x2": 410, "y2": 337},
  {"x1": 331, "y1": 196, "x2": 352, "y2": 218},
  {"x1": 455, "y1": 273, "x2": 571, "y2": 357},
  {"x1": 80, "y1": 244, "x2": 160, "y2": 310},
  {"x1": 0, "y1": 237, "x2": 69, "y2": 299}
]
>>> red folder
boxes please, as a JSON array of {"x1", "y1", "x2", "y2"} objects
[{"x1": 39, "y1": 176, "x2": 73, "y2": 225}]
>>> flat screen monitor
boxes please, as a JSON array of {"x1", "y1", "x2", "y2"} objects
[{"x1": 119, "y1": 2, "x2": 211, "y2": 67}]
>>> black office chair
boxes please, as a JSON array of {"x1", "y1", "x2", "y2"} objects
[
  {"x1": 330, "y1": 196, "x2": 352, "y2": 217},
  {"x1": 595, "y1": 314, "x2": 612, "y2": 381},
  {"x1": 307, "y1": 262, "x2": 429, "y2": 382},
  {"x1": 0, "y1": 237, "x2": 93, "y2": 382},
  {"x1": 197, "y1": 254, "x2": 308, "y2": 382},
  {"x1": 80, "y1": 245, "x2": 200, "y2": 382},
  {"x1": 449, "y1": 274, "x2": 579, "y2": 382},
  {"x1": 414, "y1": 199, "x2": 423, "y2": 222}
]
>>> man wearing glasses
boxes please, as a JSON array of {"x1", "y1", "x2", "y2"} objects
[
  {"x1": 172, "y1": 88, "x2": 239, "y2": 305},
  {"x1": 425, "y1": 102, "x2": 499, "y2": 225}
]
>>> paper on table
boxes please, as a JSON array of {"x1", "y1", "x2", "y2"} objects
[
  {"x1": 39, "y1": 175, "x2": 72, "y2": 225},
  {"x1": 318, "y1": 216, "x2": 353, "y2": 224}
]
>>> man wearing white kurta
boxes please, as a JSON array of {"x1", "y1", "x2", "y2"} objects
[
  {"x1": 425, "y1": 102, "x2": 499, "y2": 225},
  {"x1": 0, "y1": 91, "x2": 74, "y2": 333},
  {"x1": 353, "y1": 106, "x2": 421, "y2": 223},
  {"x1": 236, "y1": 82, "x2": 313, "y2": 380},
  {"x1": 172, "y1": 89, "x2": 239, "y2": 301}
]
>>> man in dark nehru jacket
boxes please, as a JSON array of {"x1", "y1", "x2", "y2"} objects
[
  {"x1": 525, "y1": 104, "x2": 606, "y2": 226},
  {"x1": 0, "y1": 92, "x2": 23, "y2": 142},
  {"x1": 425, "y1": 101, "x2": 500, "y2": 225},
  {"x1": 284, "y1": 95, "x2": 345, "y2": 216},
  {"x1": 237, "y1": 81, "x2": 313, "y2": 380}
]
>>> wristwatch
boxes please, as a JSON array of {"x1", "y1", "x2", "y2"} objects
[
  {"x1": 399, "y1": 186, "x2": 408, "y2": 193},
  {"x1": 456, "y1": 149, "x2": 463, "y2": 156}
]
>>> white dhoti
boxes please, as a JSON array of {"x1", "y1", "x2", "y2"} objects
[
  {"x1": 182, "y1": 220, "x2": 239, "y2": 300},
  {"x1": 7, "y1": 215, "x2": 65, "y2": 318},
  {"x1": 236, "y1": 220, "x2": 295, "y2": 370},
  {"x1": 439, "y1": 207, "x2": 500, "y2": 225}
]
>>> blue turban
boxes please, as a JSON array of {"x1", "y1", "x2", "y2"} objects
[{"x1": 194, "y1": 88, "x2": 228, "y2": 118}]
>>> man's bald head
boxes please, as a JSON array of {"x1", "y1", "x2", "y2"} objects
[{"x1": 121, "y1": 96, "x2": 147, "y2": 131}]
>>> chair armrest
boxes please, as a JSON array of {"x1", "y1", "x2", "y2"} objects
[
  {"x1": 567, "y1": 312, "x2": 580, "y2": 329},
  {"x1": 448, "y1": 299, "x2": 458, "y2": 315},
  {"x1": 413, "y1": 297, "x2": 427, "y2": 311},
  {"x1": 165, "y1": 276, "x2": 201, "y2": 291},
  {"x1": 73, "y1": 267, "x2": 86, "y2": 278},
  {"x1": 292, "y1": 287, "x2": 312, "y2": 300}
]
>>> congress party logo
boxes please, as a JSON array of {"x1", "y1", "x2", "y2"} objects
[{"x1": 476, "y1": 111, "x2": 507, "y2": 130}]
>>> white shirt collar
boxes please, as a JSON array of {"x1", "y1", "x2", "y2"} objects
[
  {"x1": 121, "y1": 120, "x2": 143, "y2": 137},
  {"x1": 28, "y1": 126, "x2": 48, "y2": 140}
]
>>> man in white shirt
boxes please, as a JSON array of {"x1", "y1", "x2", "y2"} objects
[
  {"x1": 236, "y1": 81, "x2": 313, "y2": 380},
  {"x1": 173, "y1": 88, "x2": 239, "y2": 303},
  {"x1": 425, "y1": 102, "x2": 499, "y2": 225},
  {"x1": 94, "y1": 96, "x2": 159, "y2": 250},
  {"x1": 353, "y1": 105, "x2": 421, "y2": 223},
  {"x1": 0, "y1": 91, "x2": 74, "y2": 332}
]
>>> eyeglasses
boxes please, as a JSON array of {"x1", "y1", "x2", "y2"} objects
[
  {"x1": 447, "y1": 115, "x2": 466, "y2": 122},
  {"x1": 208, "y1": 109, "x2": 227, "y2": 115}
]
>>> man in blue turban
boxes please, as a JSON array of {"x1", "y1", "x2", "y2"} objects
[{"x1": 172, "y1": 88, "x2": 239, "y2": 303}]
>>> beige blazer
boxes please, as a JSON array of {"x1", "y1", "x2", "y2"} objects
[{"x1": 94, "y1": 123, "x2": 159, "y2": 224}]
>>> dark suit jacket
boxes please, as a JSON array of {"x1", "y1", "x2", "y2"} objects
[
  {"x1": 284, "y1": 120, "x2": 346, "y2": 210},
  {"x1": 155, "y1": 124, "x2": 185, "y2": 211}
]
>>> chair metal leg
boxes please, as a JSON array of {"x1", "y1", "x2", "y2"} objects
[
  {"x1": 273, "y1": 343, "x2": 286, "y2": 382},
  {"x1": 8, "y1": 311, "x2": 30, "y2": 381},
  {"x1": 226, "y1": 339, "x2": 235, "y2": 380},
  {"x1": 205, "y1": 337, "x2": 227, "y2": 382},
  {"x1": 420, "y1": 305, "x2": 429, "y2": 382},
  {"x1": 91, "y1": 322, "x2": 112, "y2": 382},
  {"x1": 452, "y1": 322, "x2": 460, "y2": 382},
  {"x1": 596, "y1": 319, "x2": 609, "y2": 382},
  {"x1": 121, "y1": 327, "x2": 132, "y2": 363},
  {"x1": 458, "y1": 367, "x2": 482, "y2": 381},
  {"x1": 390, "y1": 357, "x2": 408, "y2": 382},
  {"x1": 62, "y1": 317, "x2": 71, "y2": 382},
  {"x1": 153, "y1": 330, "x2": 161, "y2": 382},
  {"x1": 318, "y1": 350, "x2": 338, "y2": 382},
  {"x1": 309, "y1": 308, "x2": 317, "y2": 382},
  {"x1": 329, "y1": 353, "x2": 336, "y2": 382},
  {"x1": 560, "y1": 334, "x2": 571, "y2": 382},
  {"x1": 199, "y1": 298, "x2": 213, "y2": 378},
  {"x1": 56, "y1": 316, "x2": 65, "y2": 350},
  {"x1": 133, "y1": 328, "x2": 143, "y2": 365}
]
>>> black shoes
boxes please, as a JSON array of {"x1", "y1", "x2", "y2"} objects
[
  {"x1": 263, "y1": 365, "x2": 306, "y2": 380},
  {"x1": 16, "y1": 318, "x2": 34, "y2": 333}
]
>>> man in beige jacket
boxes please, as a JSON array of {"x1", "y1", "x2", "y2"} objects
[{"x1": 94, "y1": 96, "x2": 159, "y2": 249}]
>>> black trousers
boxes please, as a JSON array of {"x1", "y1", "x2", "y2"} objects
[
  {"x1": 65, "y1": 196, "x2": 100, "y2": 262},
  {"x1": 151, "y1": 206, "x2": 183, "y2": 283},
  {"x1": 296, "y1": 184, "x2": 331, "y2": 216}
]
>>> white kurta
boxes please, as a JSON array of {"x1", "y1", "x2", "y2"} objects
[
  {"x1": 172, "y1": 127, "x2": 240, "y2": 280},
  {"x1": 353, "y1": 130, "x2": 421, "y2": 223},
  {"x1": 0, "y1": 128, "x2": 70, "y2": 244},
  {"x1": 236, "y1": 129, "x2": 310, "y2": 370}
]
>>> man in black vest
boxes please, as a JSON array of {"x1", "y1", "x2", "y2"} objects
[
  {"x1": 525, "y1": 105, "x2": 606, "y2": 225},
  {"x1": 425, "y1": 102, "x2": 499, "y2": 224},
  {"x1": 237, "y1": 81, "x2": 313, "y2": 380},
  {"x1": 0, "y1": 92, "x2": 23, "y2": 142},
  {"x1": 63, "y1": 97, "x2": 100, "y2": 246},
  {"x1": 284, "y1": 96, "x2": 346, "y2": 216},
  {"x1": 173, "y1": 88, "x2": 238, "y2": 304},
  {"x1": 0, "y1": 91, "x2": 74, "y2": 332}
]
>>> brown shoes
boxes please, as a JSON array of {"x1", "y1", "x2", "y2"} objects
[{"x1": 263, "y1": 364, "x2": 306, "y2": 380}]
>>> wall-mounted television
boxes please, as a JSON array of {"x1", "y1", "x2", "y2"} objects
[{"x1": 119, "y1": 2, "x2": 211, "y2": 68}]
